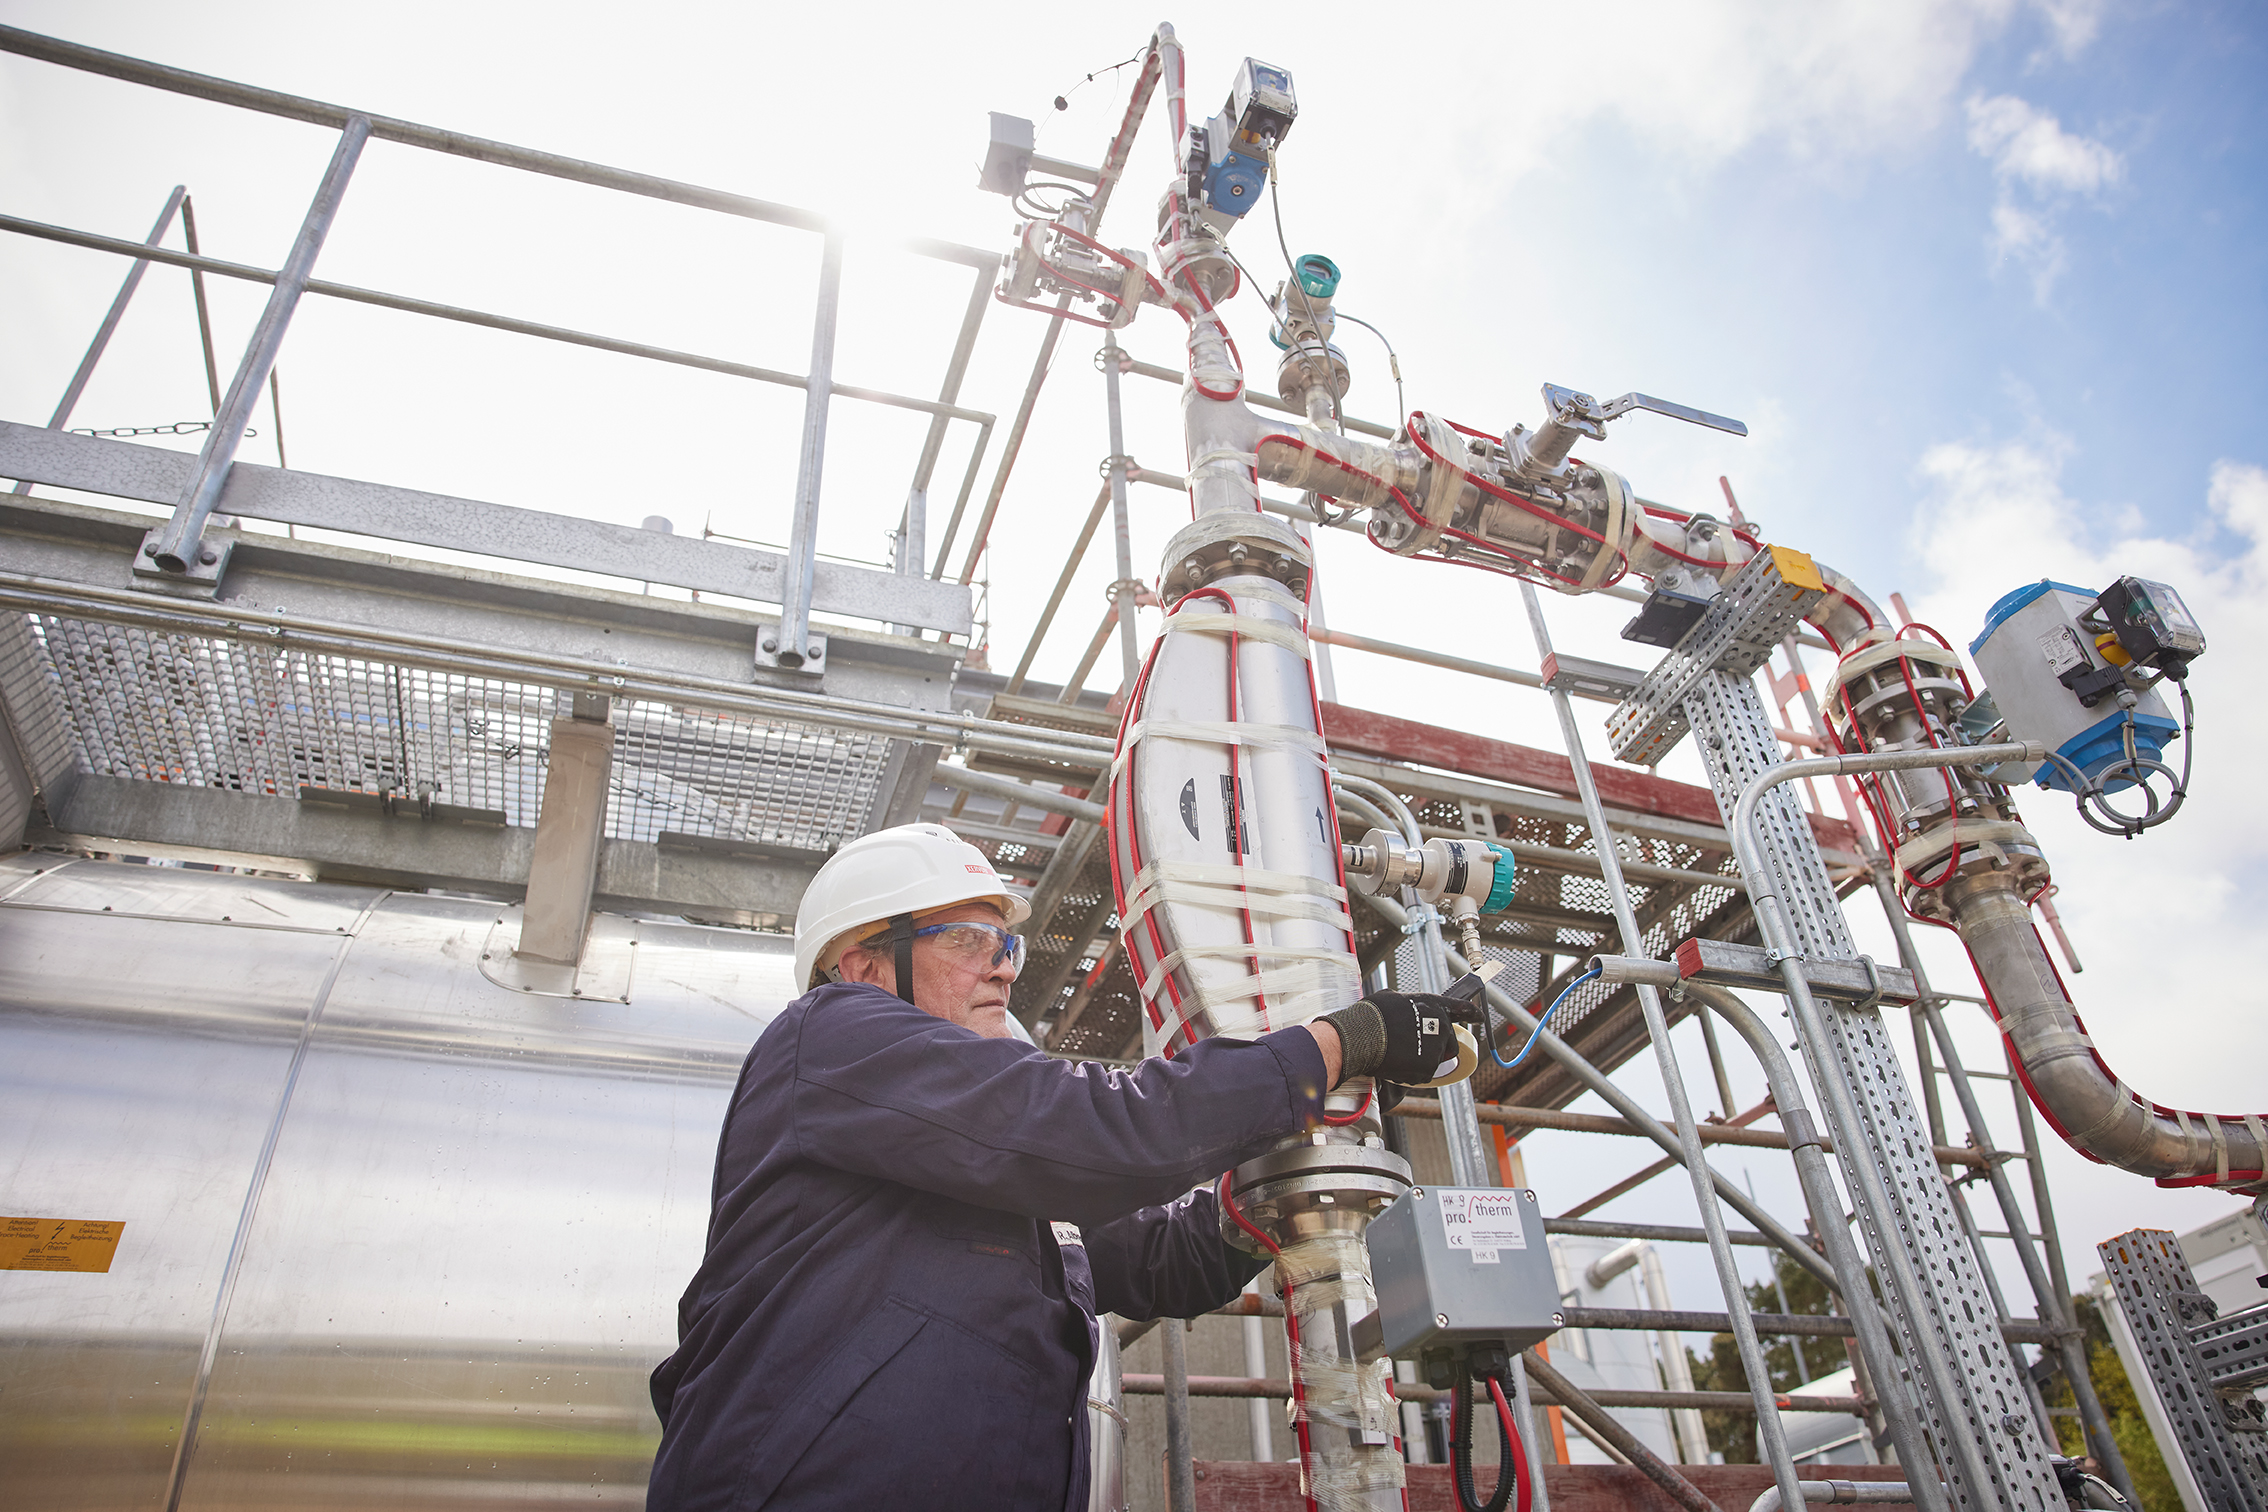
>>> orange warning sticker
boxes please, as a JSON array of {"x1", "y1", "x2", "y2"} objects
[{"x1": 1, "y1": 1216, "x2": 126, "y2": 1273}]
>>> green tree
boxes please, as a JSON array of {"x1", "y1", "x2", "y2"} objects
[
  {"x1": 1686, "y1": 1266, "x2": 2188, "y2": 1508},
  {"x1": 2039, "y1": 1294, "x2": 2184, "y2": 1511},
  {"x1": 1683, "y1": 1249, "x2": 1844, "y2": 1462}
]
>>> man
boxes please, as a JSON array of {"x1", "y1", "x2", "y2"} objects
[{"x1": 648, "y1": 822, "x2": 1477, "y2": 1511}]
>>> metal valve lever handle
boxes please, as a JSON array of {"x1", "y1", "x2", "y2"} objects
[{"x1": 1542, "y1": 382, "x2": 1748, "y2": 438}]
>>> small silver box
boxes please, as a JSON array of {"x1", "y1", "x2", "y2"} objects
[{"x1": 1365, "y1": 1186, "x2": 1561, "y2": 1359}]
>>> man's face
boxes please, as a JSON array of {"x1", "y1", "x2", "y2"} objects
[{"x1": 836, "y1": 901, "x2": 1020, "y2": 1039}]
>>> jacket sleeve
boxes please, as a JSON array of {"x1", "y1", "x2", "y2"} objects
[
  {"x1": 785, "y1": 983, "x2": 1328, "y2": 1229},
  {"x1": 1084, "y1": 1186, "x2": 1269, "y2": 1322}
]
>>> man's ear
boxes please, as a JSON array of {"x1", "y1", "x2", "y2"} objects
[{"x1": 835, "y1": 946, "x2": 892, "y2": 991}]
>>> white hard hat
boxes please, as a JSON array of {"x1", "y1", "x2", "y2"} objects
[{"x1": 792, "y1": 823, "x2": 1033, "y2": 992}]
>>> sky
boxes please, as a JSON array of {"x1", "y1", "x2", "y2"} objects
[{"x1": 3, "y1": 0, "x2": 2262, "y2": 1359}]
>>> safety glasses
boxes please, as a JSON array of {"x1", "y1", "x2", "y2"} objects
[{"x1": 863, "y1": 920, "x2": 1026, "y2": 975}]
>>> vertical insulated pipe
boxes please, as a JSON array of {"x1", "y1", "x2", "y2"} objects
[
  {"x1": 1518, "y1": 582, "x2": 1810, "y2": 1512},
  {"x1": 150, "y1": 117, "x2": 368, "y2": 571},
  {"x1": 772, "y1": 229, "x2": 842, "y2": 668}
]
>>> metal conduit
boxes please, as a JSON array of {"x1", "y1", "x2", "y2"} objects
[{"x1": 1518, "y1": 580, "x2": 1810, "y2": 1512}]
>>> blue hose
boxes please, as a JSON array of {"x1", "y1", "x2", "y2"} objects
[{"x1": 1488, "y1": 962, "x2": 1602, "y2": 1070}]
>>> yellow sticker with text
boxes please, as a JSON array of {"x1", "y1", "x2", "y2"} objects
[{"x1": 1, "y1": 1216, "x2": 126, "y2": 1273}]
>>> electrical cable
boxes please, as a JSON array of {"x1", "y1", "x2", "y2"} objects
[
  {"x1": 1265, "y1": 147, "x2": 1340, "y2": 429},
  {"x1": 1034, "y1": 49, "x2": 1144, "y2": 135},
  {"x1": 2036, "y1": 680, "x2": 2192, "y2": 838},
  {"x1": 1449, "y1": 1362, "x2": 1524, "y2": 1512},
  {"x1": 1487, "y1": 964, "x2": 1599, "y2": 1070},
  {"x1": 1218, "y1": 1173, "x2": 1323, "y2": 1511},
  {"x1": 1489, "y1": 1373, "x2": 1534, "y2": 1512},
  {"x1": 1334, "y1": 311, "x2": 1405, "y2": 420}
]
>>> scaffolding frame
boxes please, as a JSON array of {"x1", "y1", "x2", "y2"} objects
[{"x1": 0, "y1": 24, "x2": 2134, "y2": 1511}]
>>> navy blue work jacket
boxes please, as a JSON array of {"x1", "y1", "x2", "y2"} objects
[{"x1": 647, "y1": 981, "x2": 1329, "y2": 1512}]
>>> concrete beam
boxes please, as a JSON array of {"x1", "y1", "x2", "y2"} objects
[{"x1": 517, "y1": 713, "x2": 612, "y2": 965}]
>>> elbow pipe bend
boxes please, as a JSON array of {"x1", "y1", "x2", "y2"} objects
[{"x1": 1945, "y1": 872, "x2": 2267, "y2": 1196}]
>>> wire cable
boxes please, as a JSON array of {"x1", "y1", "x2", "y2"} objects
[
  {"x1": 1488, "y1": 962, "x2": 1601, "y2": 1070},
  {"x1": 1334, "y1": 311, "x2": 1405, "y2": 420},
  {"x1": 1265, "y1": 147, "x2": 1340, "y2": 430}
]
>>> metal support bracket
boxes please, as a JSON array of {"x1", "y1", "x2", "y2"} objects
[
  {"x1": 1607, "y1": 545, "x2": 1829, "y2": 766},
  {"x1": 1539, "y1": 651, "x2": 1644, "y2": 702},
  {"x1": 131, "y1": 523, "x2": 232, "y2": 596},
  {"x1": 754, "y1": 627, "x2": 828, "y2": 675},
  {"x1": 1668, "y1": 937, "x2": 1919, "y2": 1005}
]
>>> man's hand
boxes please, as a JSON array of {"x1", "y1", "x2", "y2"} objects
[{"x1": 1318, "y1": 992, "x2": 1481, "y2": 1090}]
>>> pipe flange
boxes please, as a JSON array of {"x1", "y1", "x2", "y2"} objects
[
  {"x1": 1158, "y1": 511, "x2": 1313, "y2": 605},
  {"x1": 1276, "y1": 338, "x2": 1350, "y2": 407},
  {"x1": 1222, "y1": 1141, "x2": 1413, "y2": 1254}
]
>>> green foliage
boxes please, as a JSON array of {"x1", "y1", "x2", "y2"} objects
[
  {"x1": 1684, "y1": 1272, "x2": 2187, "y2": 1507},
  {"x1": 2038, "y1": 1295, "x2": 2184, "y2": 1512},
  {"x1": 1682, "y1": 1248, "x2": 1845, "y2": 1462}
]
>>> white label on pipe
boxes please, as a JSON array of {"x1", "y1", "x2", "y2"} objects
[{"x1": 1438, "y1": 1189, "x2": 1526, "y2": 1265}]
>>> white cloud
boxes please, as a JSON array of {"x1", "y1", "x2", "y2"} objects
[
  {"x1": 1899, "y1": 436, "x2": 2268, "y2": 1251},
  {"x1": 1967, "y1": 94, "x2": 2124, "y2": 193},
  {"x1": 1962, "y1": 94, "x2": 2121, "y2": 304},
  {"x1": 2029, "y1": 0, "x2": 2110, "y2": 59}
]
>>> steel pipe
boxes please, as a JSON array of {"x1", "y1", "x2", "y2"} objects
[
  {"x1": 1949, "y1": 869, "x2": 2267, "y2": 1190},
  {"x1": 929, "y1": 763, "x2": 1105, "y2": 822},
  {"x1": 1351, "y1": 887, "x2": 1842, "y2": 1295},
  {"x1": 1002, "y1": 482, "x2": 1110, "y2": 694},
  {"x1": 0, "y1": 214, "x2": 997, "y2": 428},
  {"x1": 10, "y1": 186, "x2": 186, "y2": 497},
  {"x1": 1747, "y1": 1484, "x2": 1923, "y2": 1510},
  {"x1": 151, "y1": 116, "x2": 367, "y2": 573},
  {"x1": 772, "y1": 230, "x2": 842, "y2": 670},
  {"x1": 1520, "y1": 1349, "x2": 1720, "y2": 1512},
  {"x1": 0, "y1": 23, "x2": 1011, "y2": 271},
  {"x1": 1121, "y1": 1374, "x2": 1869, "y2": 1414},
  {"x1": 1676, "y1": 982, "x2": 1938, "y2": 1477},
  {"x1": 1728, "y1": 742, "x2": 2050, "y2": 1504}
]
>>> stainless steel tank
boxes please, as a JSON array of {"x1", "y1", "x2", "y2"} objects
[{"x1": 0, "y1": 853, "x2": 797, "y2": 1510}]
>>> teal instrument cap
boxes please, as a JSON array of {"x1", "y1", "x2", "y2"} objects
[{"x1": 1294, "y1": 253, "x2": 1340, "y2": 299}]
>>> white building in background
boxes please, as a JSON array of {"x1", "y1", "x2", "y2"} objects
[{"x1": 1546, "y1": 1235, "x2": 1708, "y2": 1464}]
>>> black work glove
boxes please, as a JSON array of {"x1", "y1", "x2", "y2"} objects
[{"x1": 1319, "y1": 991, "x2": 1481, "y2": 1090}]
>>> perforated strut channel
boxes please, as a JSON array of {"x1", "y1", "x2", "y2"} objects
[
  {"x1": 2097, "y1": 1228, "x2": 2268, "y2": 1508},
  {"x1": 1685, "y1": 668, "x2": 2063, "y2": 1509}
]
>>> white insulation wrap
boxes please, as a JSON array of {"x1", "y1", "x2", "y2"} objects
[
  {"x1": 1279, "y1": 1230, "x2": 1407, "y2": 1508},
  {"x1": 1108, "y1": 574, "x2": 1359, "y2": 1055}
]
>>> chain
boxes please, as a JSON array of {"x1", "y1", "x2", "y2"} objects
[{"x1": 69, "y1": 420, "x2": 254, "y2": 440}]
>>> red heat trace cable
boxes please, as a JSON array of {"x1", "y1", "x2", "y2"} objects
[
  {"x1": 1488, "y1": 1373, "x2": 1535, "y2": 1512},
  {"x1": 1219, "y1": 1173, "x2": 1322, "y2": 1512},
  {"x1": 1182, "y1": 585, "x2": 1274, "y2": 1036}
]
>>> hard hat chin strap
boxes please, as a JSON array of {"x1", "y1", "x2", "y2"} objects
[{"x1": 886, "y1": 912, "x2": 917, "y2": 1006}]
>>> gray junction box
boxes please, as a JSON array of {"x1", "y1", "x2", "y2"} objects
[{"x1": 1365, "y1": 1186, "x2": 1561, "y2": 1360}]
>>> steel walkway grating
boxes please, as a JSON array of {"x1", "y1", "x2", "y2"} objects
[{"x1": 23, "y1": 614, "x2": 891, "y2": 853}]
